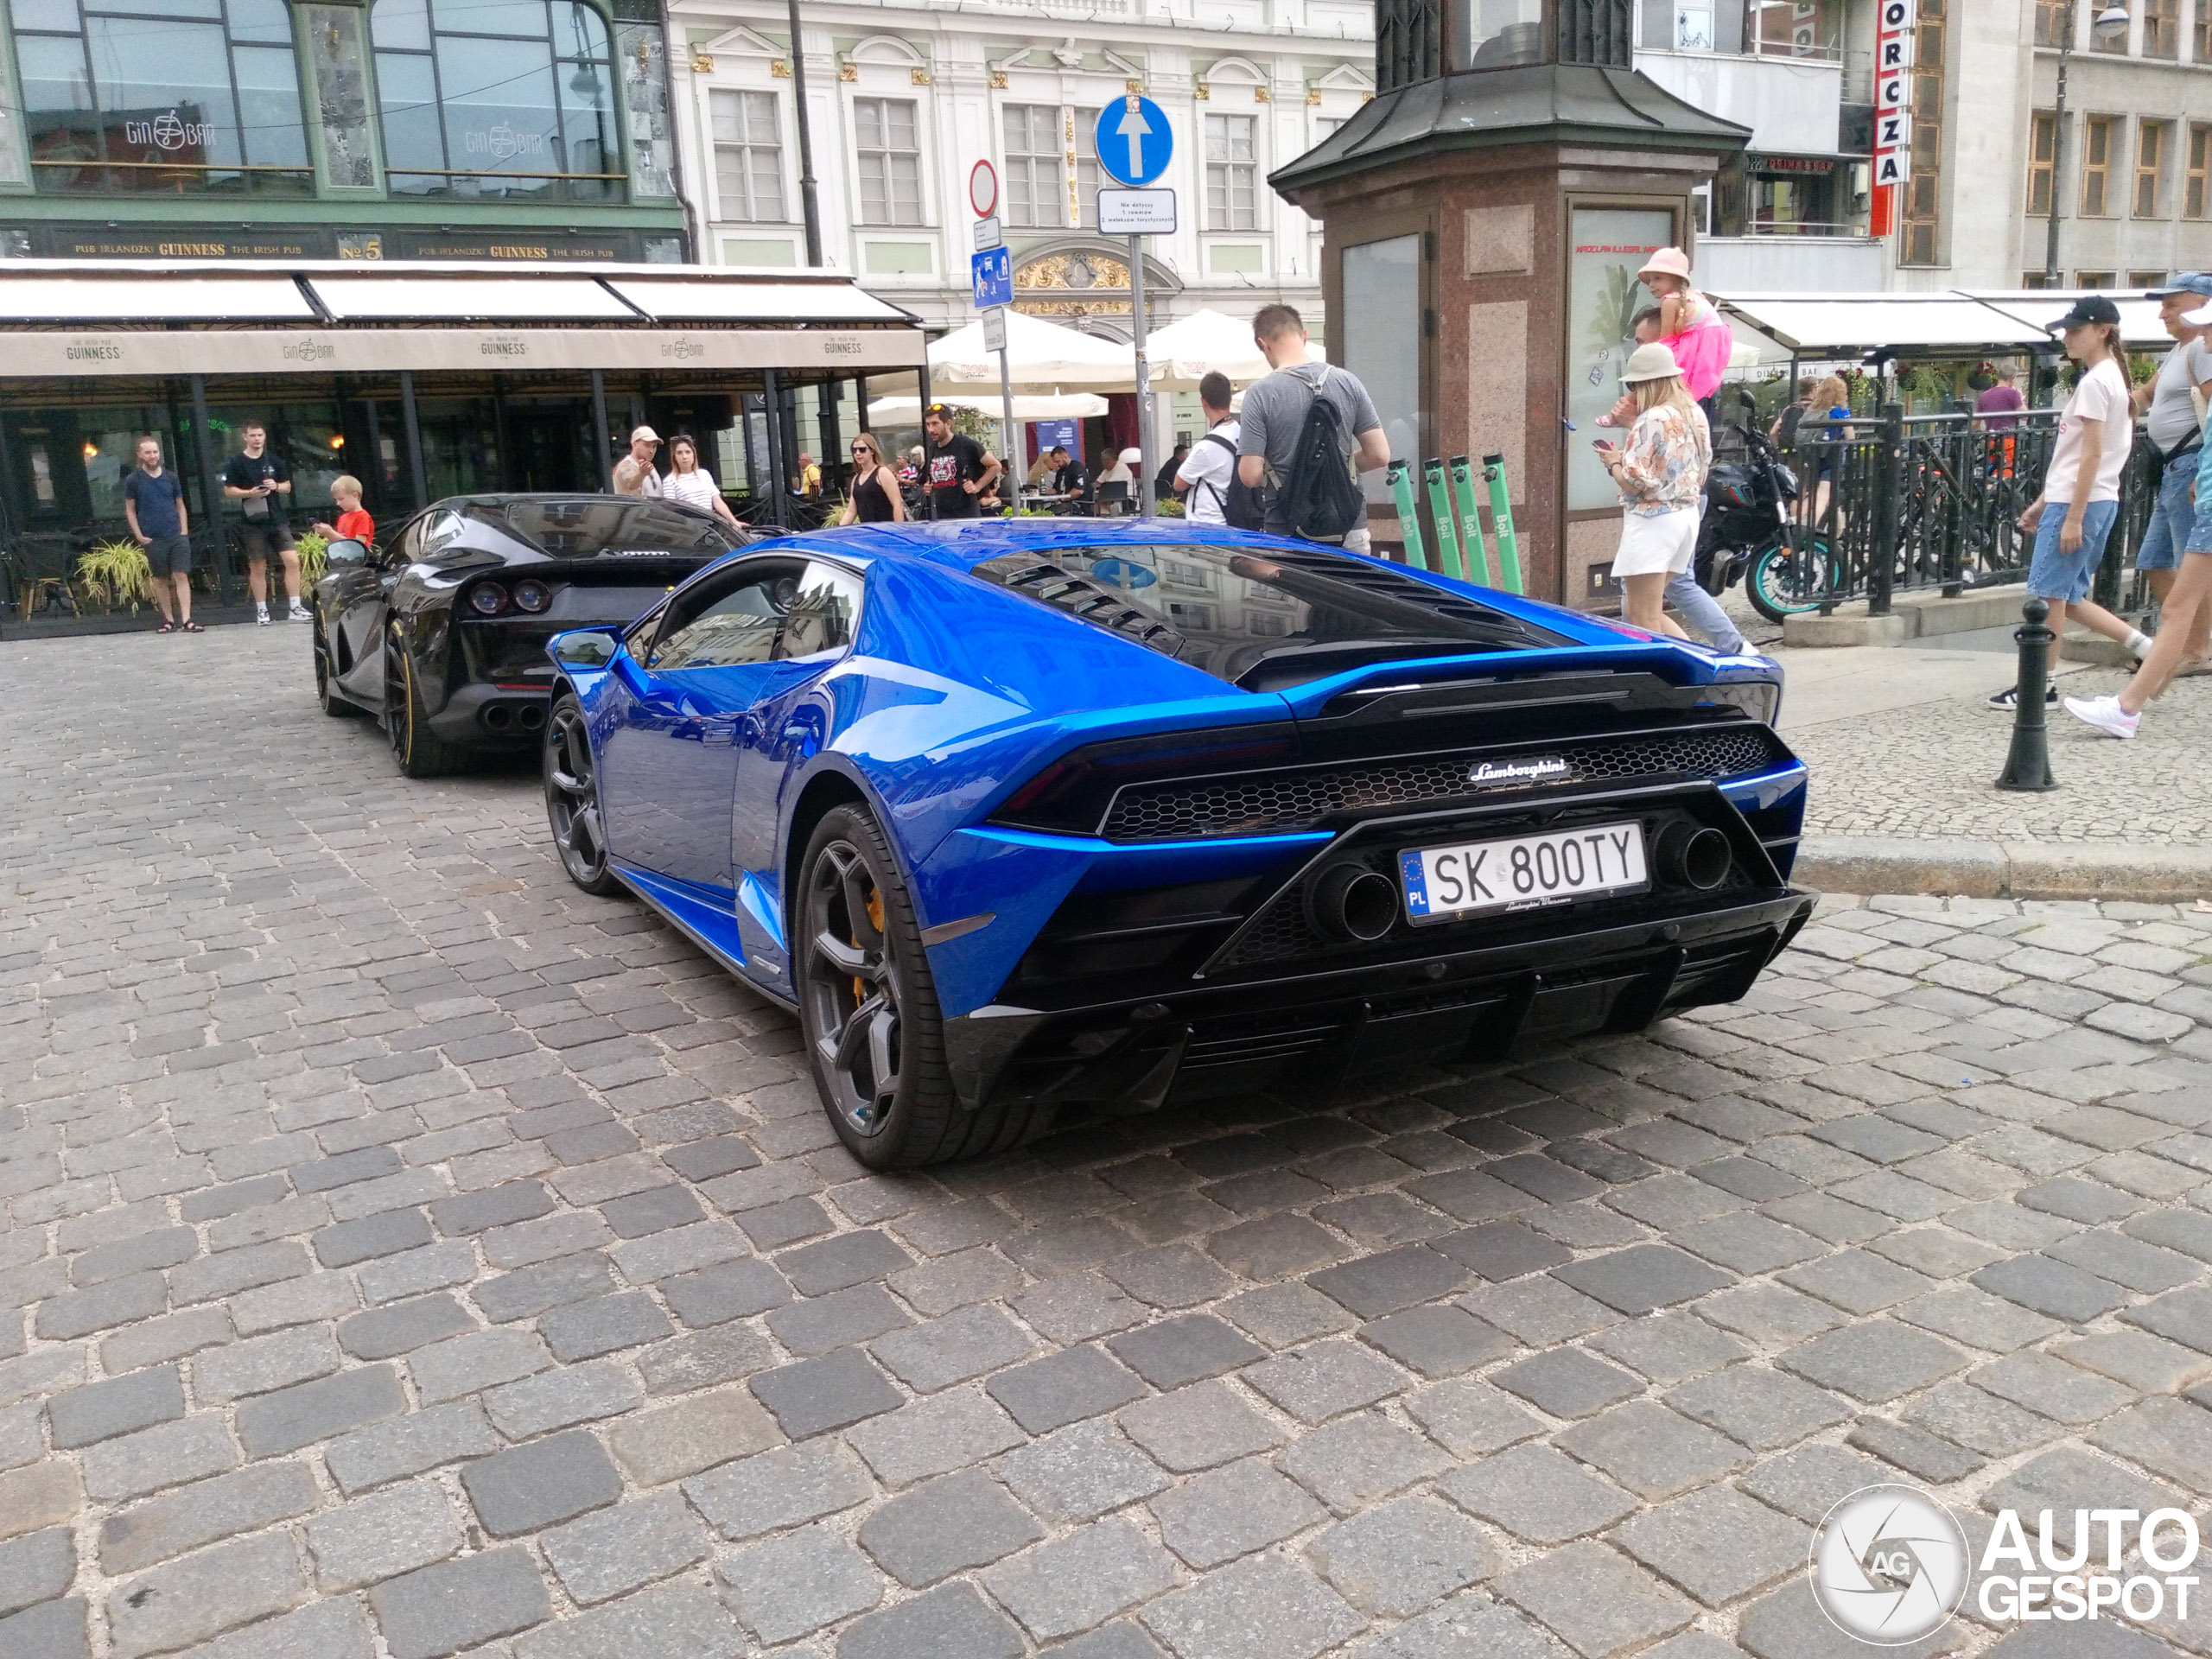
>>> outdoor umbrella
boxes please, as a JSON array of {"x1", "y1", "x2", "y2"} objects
[
  {"x1": 868, "y1": 391, "x2": 1109, "y2": 424},
  {"x1": 1147, "y1": 308, "x2": 1321, "y2": 390},
  {"x1": 929, "y1": 308, "x2": 1158, "y2": 394}
]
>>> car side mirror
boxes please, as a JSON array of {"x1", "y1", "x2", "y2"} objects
[
  {"x1": 325, "y1": 537, "x2": 368, "y2": 569},
  {"x1": 549, "y1": 626, "x2": 620, "y2": 670}
]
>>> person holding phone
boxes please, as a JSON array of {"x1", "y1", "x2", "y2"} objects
[{"x1": 1594, "y1": 342, "x2": 1711, "y2": 639}]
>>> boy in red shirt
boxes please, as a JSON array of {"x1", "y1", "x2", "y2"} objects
[{"x1": 313, "y1": 475, "x2": 374, "y2": 545}]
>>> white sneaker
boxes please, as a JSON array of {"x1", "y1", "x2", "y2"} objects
[
  {"x1": 289, "y1": 603, "x2": 311, "y2": 623},
  {"x1": 255, "y1": 605, "x2": 270, "y2": 626},
  {"x1": 2063, "y1": 693, "x2": 2139, "y2": 740}
]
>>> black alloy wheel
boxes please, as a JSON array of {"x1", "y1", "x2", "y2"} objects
[
  {"x1": 796, "y1": 804, "x2": 1011, "y2": 1168},
  {"x1": 314, "y1": 618, "x2": 361, "y2": 718},
  {"x1": 545, "y1": 692, "x2": 621, "y2": 896}
]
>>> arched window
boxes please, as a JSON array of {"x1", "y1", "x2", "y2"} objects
[
  {"x1": 372, "y1": 0, "x2": 620, "y2": 201},
  {"x1": 12, "y1": 0, "x2": 311, "y2": 195}
]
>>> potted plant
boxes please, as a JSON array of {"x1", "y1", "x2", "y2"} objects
[{"x1": 74, "y1": 538, "x2": 153, "y2": 615}]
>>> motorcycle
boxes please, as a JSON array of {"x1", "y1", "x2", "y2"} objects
[{"x1": 1696, "y1": 392, "x2": 1838, "y2": 624}]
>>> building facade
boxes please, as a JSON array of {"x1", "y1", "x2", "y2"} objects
[
  {"x1": 663, "y1": 0, "x2": 1377, "y2": 337},
  {"x1": 0, "y1": 0, "x2": 687, "y2": 261},
  {"x1": 1898, "y1": 0, "x2": 2212, "y2": 289}
]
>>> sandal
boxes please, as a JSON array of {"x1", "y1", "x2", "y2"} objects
[
  {"x1": 180, "y1": 620, "x2": 205, "y2": 633},
  {"x1": 155, "y1": 621, "x2": 175, "y2": 634}
]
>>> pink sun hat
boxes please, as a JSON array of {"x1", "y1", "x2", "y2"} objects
[{"x1": 1637, "y1": 247, "x2": 1693, "y2": 283}]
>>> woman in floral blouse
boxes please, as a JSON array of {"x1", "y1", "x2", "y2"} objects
[{"x1": 1592, "y1": 342, "x2": 1713, "y2": 639}]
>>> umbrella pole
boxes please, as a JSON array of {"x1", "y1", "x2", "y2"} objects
[{"x1": 999, "y1": 343, "x2": 1020, "y2": 514}]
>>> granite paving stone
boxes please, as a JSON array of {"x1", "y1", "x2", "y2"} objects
[
  {"x1": 1496, "y1": 1539, "x2": 1695, "y2": 1657},
  {"x1": 1437, "y1": 1443, "x2": 1638, "y2": 1544},
  {"x1": 992, "y1": 1417, "x2": 1170, "y2": 1520}
]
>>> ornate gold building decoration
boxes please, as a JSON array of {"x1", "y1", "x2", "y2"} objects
[{"x1": 1012, "y1": 250, "x2": 1140, "y2": 316}]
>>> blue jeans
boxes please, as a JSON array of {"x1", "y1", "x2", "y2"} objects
[
  {"x1": 2026, "y1": 500, "x2": 2120, "y2": 605},
  {"x1": 2136, "y1": 454, "x2": 2198, "y2": 571},
  {"x1": 1664, "y1": 570, "x2": 1748, "y2": 653}
]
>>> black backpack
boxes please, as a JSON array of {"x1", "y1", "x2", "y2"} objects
[
  {"x1": 1198, "y1": 432, "x2": 1266, "y2": 531},
  {"x1": 1272, "y1": 366, "x2": 1366, "y2": 543}
]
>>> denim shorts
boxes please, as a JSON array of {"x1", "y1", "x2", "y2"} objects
[
  {"x1": 2026, "y1": 499, "x2": 2120, "y2": 604},
  {"x1": 2136, "y1": 454, "x2": 2198, "y2": 571},
  {"x1": 2187, "y1": 490, "x2": 2212, "y2": 556}
]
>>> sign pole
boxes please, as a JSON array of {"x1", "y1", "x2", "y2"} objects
[
  {"x1": 998, "y1": 336, "x2": 1020, "y2": 515},
  {"x1": 1130, "y1": 234, "x2": 1152, "y2": 518}
]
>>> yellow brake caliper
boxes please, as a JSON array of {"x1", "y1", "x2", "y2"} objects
[{"x1": 852, "y1": 887, "x2": 885, "y2": 1007}]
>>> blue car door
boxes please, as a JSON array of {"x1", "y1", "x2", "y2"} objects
[
  {"x1": 725, "y1": 558, "x2": 868, "y2": 985},
  {"x1": 598, "y1": 556, "x2": 811, "y2": 892}
]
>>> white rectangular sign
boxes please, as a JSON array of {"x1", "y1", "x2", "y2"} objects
[
  {"x1": 1877, "y1": 34, "x2": 1914, "y2": 68},
  {"x1": 1875, "y1": 71, "x2": 1910, "y2": 110},
  {"x1": 973, "y1": 216, "x2": 1002, "y2": 251},
  {"x1": 1873, "y1": 150, "x2": 1913, "y2": 187},
  {"x1": 1875, "y1": 111, "x2": 1912, "y2": 150},
  {"x1": 1097, "y1": 188, "x2": 1178, "y2": 236},
  {"x1": 982, "y1": 304, "x2": 1007, "y2": 353}
]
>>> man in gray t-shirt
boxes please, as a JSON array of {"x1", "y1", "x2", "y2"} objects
[
  {"x1": 1236, "y1": 303, "x2": 1389, "y2": 546},
  {"x1": 2133, "y1": 278, "x2": 2212, "y2": 665}
]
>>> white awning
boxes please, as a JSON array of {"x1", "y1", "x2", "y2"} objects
[
  {"x1": 605, "y1": 277, "x2": 911, "y2": 325},
  {"x1": 304, "y1": 275, "x2": 638, "y2": 321},
  {"x1": 869, "y1": 391, "x2": 1109, "y2": 423},
  {"x1": 1718, "y1": 288, "x2": 2167, "y2": 356},
  {"x1": 0, "y1": 275, "x2": 316, "y2": 323}
]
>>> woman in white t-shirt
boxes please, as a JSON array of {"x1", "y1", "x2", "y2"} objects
[
  {"x1": 1989, "y1": 296, "x2": 2149, "y2": 710},
  {"x1": 662, "y1": 435, "x2": 741, "y2": 531}
]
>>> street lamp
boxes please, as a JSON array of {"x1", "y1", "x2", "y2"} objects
[{"x1": 2043, "y1": 0, "x2": 2133, "y2": 286}]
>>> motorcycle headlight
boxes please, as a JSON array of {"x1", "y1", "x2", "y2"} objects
[
  {"x1": 1700, "y1": 679, "x2": 1781, "y2": 726},
  {"x1": 512, "y1": 580, "x2": 552, "y2": 614},
  {"x1": 468, "y1": 583, "x2": 507, "y2": 616}
]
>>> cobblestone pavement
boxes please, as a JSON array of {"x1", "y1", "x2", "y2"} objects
[
  {"x1": 15, "y1": 627, "x2": 2212, "y2": 1658},
  {"x1": 1789, "y1": 664, "x2": 2212, "y2": 846}
]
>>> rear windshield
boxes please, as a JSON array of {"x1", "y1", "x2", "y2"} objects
[
  {"x1": 471, "y1": 499, "x2": 745, "y2": 557},
  {"x1": 969, "y1": 542, "x2": 1561, "y2": 691}
]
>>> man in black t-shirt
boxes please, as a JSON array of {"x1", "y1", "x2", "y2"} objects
[
  {"x1": 922, "y1": 404, "x2": 1002, "y2": 519},
  {"x1": 222, "y1": 421, "x2": 302, "y2": 625}
]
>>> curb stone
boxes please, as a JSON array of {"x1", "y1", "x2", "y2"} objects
[{"x1": 1796, "y1": 836, "x2": 2212, "y2": 903}]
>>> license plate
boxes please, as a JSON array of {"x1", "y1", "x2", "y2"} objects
[{"x1": 1400, "y1": 822, "x2": 1648, "y2": 922}]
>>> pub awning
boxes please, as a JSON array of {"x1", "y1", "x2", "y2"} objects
[{"x1": 0, "y1": 257, "x2": 926, "y2": 379}]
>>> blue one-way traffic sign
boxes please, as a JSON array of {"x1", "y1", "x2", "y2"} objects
[
  {"x1": 1094, "y1": 96, "x2": 1171, "y2": 188},
  {"x1": 970, "y1": 245, "x2": 1012, "y2": 309}
]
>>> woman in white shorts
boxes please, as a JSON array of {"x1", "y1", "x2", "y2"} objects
[{"x1": 1592, "y1": 341, "x2": 1712, "y2": 639}]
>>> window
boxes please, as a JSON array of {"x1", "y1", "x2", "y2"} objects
[
  {"x1": 854, "y1": 97, "x2": 921, "y2": 226},
  {"x1": 2190, "y1": 124, "x2": 2211, "y2": 219},
  {"x1": 2021, "y1": 270, "x2": 2056, "y2": 289},
  {"x1": 2129, "y1": 269, "x2": 2170, "y2": 285},
  {"x1": 2082, "y1": 117, "x2": 2114, "y2": 215},
  {"x1": 709, "y1": 90, "x2": 783, "y2": 223},
  {"x1": 1003, "y1": 105, "x2": 1058, "y2": 228},
  {"x1": 1071, "y1": 107, "x2": 1101, "y2": 227},
  {"x1": 372, "y1": 0, "x2": 621, "y2": 203},
  {"x1": 2034, "y1": 0, "x2": 2065, "y2": 43},
  {"x1": 2075, "y1": 270, "x2": 2117, "y2": 286},
  {"x1": 2027, "y1": 111, "x2": 2056, "y2": 215},
  {"x1": 2200, "y1": 0, "x2": 2212, "y2": 60},
  {"x1": 15, "y1": 0, "x2": 311, "y2": 196},
  {"x1": 1205, "y1": 113, "x2": 1256, "y2": 231},
  {"x1": 647, "y1": 559, "x2": 860, "y2": 671},
  {"x1": 2138, "y1": 120, "x2": 2168, "y2": 217},
  {"x1": 2145, "y1": 0, "x2": 2182, "y2": 54}
]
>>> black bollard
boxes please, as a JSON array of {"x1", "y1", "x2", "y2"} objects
[{"x1": 1995, "y1": 596, "x2": 2058, "y2": 792}]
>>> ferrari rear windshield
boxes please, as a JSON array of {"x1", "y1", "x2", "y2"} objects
[
  {"x1": 470, "y1": 499, "x2": 743, "y2": 558},
  {"x1": 969, "y1": 543, "x2": 1563, "y2": 691}
]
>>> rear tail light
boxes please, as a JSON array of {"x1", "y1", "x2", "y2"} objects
[
  {"x1": 512, "y1": 579, "x2": 552, "y2": 613},
  {"x1": 468, "y1": 583, "x2": 508, "y2": 616},
  {"x1": 992, "y1": 724, "x2": 1300, "y2": 836}
]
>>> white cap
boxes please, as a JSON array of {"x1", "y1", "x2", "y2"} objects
[
  {"x1": 2187, "y1": 300, "x2": 2212, "y2": 327},
  {"x1": 629, "y1": 424, "x2": 660, "y2": 444},
  {"x1": 1120, "y1": 447, "x2": 1143, "y2": 463}
]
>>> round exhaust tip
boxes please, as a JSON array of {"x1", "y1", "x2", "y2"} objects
[
  {"x1": 517, "y1": 703, "x2": 547, "y2": 732},
  {"x1": 482, "y1": 703, "x2": 513, "y2": 732},
  {"x1": 1657, "y1": 823, "x2": 1732, "y2": 891},
  {"x1": 1307, "y1": 862, "x2": 1401, "y2": 943}
]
